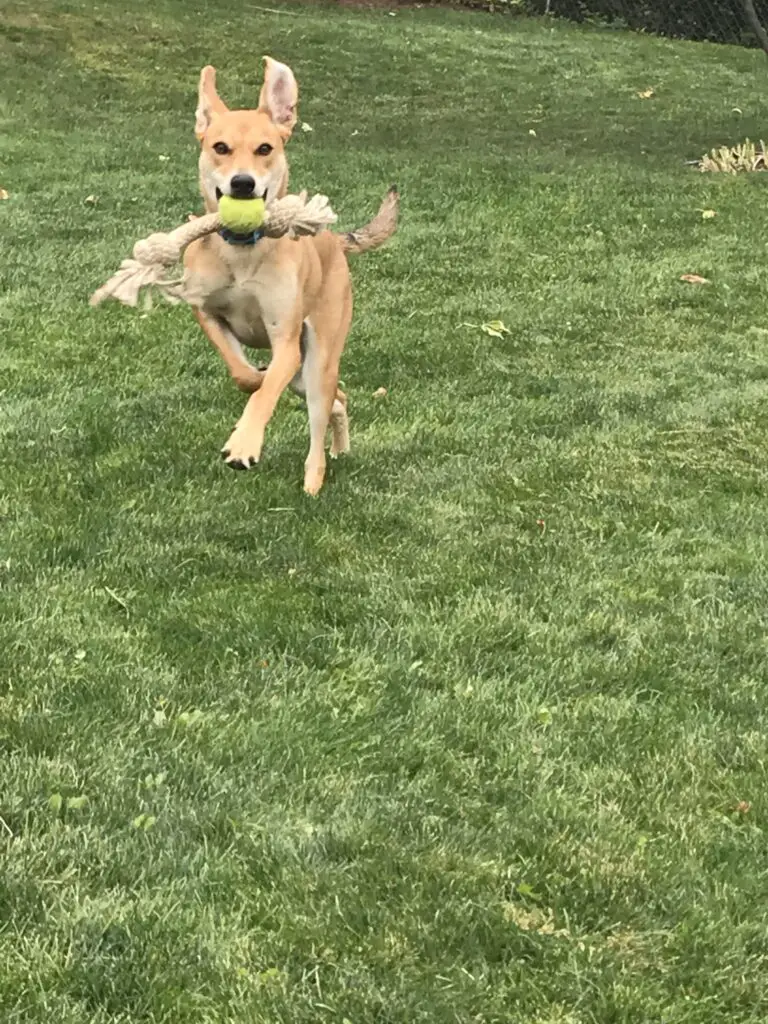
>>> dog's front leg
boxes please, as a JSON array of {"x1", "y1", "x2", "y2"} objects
[
  {"x1": 194, "y1": 310, "x2": 266, "y2": 394},
  {"x1": 221, "y1": 326, "x2": 302, "y2": 470}
]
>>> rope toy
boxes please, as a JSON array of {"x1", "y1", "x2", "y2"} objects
[{"x1": 90, "y1": 191, "x2": 337, "y2": 308}]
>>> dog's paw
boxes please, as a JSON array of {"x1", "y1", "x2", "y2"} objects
[
  {"x1": 232, "y1": 366, "x2": 267, "y2": 394},
  {"x1": 329, "y1": 438, "x2": 350, "y2": 459},
  {"x1": 221, "y1": 452, "x2": 258, "y2": 471},
  {"x1": 303, "y1": 464, "x2": 326, "y2": 497},
  {"x1": 221, "y1": 424, "x2": 263, "y2": 471}
]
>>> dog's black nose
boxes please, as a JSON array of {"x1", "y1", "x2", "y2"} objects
[{"x1": 229, "y1": 174, "x2": 256, "y2": 198}]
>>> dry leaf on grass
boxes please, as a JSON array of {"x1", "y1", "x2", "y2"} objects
[
  {"x1": 372, "y1": 387, "x2": 388, "y2": 399},
  {"x1": 460, "y1": 320, "x2": 511, "y2": 339},
  {"x1": 637, "y1": 88, "x2": 655, "y2": 99},
  {"x1": 0, "y1": 189, "x2": 9, "y2": 200},
  {"x1": 680, "y1": 274, "x2": 711, "y2": 285},
  {"x1": 701, "y1": 209, "x2": 716, "y2": 219},
  {"x1": 84, "y1": 194, "x2": 98, "y2": 205},
  {"x1": 300, "y1": 122, "x2": 313, "y2": 133},
  {"x1": 481, "y1": 320, "x2": 510, "y2": 338}
]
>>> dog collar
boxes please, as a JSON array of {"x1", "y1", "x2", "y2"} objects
[{"x1": 219, "y1": 227, "x2": 264, "y2": 247}]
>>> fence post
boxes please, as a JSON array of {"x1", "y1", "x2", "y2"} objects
[{"x1": 742, "y1": 0, "x2": 768, "y2": 57}]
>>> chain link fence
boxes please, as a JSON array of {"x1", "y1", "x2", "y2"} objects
[
  {"x1": 531, "y1": 1, "x2": 767, "y2": 47},
  {"x1": 456, "y1": 1, "x2": 768, "y2": 48}
]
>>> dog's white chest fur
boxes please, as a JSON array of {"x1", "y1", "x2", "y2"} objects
[
  {"x1": 186, "y1": 249, "x2": 298, "y2": 350},
  {"x1": 206, "y1": 281, "x2": 269, "y2": 348}
]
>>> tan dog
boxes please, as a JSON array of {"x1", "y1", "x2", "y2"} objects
[{"x1": 183, "y1": 57, "x2": 398, "y2": 495}]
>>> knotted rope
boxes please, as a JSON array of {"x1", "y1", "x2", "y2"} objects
[{"x1": 90, "y1": 192, "x2": 336, "y2": 308}]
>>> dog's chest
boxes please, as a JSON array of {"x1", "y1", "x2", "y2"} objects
[
  {"x1": 185, "y1": 241, "x2": 298, "y2": 349},
  {"x1": 190, "y1": 263, "x2": 272, "y2": 348},
  {"x1": 206, "y1": 280, "x2": 270, "y2": 347}
]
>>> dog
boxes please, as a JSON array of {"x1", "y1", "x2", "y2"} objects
[{"x1": 183, "y1": 57, "x2": 398, "y2": 495}]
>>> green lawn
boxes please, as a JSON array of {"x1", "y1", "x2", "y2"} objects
[{"x1": 2, "y1": 2, "x2": 768, "y2": 1021}]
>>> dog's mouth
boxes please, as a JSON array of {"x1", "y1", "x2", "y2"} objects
[{"x1": 215, "y1": 187, "x2": 269, "y2": 202}]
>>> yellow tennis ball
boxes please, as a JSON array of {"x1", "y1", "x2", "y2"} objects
[{"x1": 218, "y1": 195, "x2": 266, "y2": 233}]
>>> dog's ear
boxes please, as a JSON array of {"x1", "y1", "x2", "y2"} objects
[
  {"x1": 195, "y1": 66, "x2": 228, "y2": 140},
  {"x1": 258, "y1": 56, "x2": 298, "y2": 138}
]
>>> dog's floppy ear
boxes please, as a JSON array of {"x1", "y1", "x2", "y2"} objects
[
  {"x1": 258, "y1": 56, "x2": 298, "y2": 138},
  {"x1": 195, "y1": 66, "x2": 228, "y2": 140}
]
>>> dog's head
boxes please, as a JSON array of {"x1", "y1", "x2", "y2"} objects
[{"x1": 194, "y1": 57, "x2": 298, "y2": 210}]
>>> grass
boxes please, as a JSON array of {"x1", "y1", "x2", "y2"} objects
[{"x1": 2, "y1": 1, "x2": 768, "y2": 1021}]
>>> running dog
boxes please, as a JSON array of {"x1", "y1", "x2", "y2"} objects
[{"x1": 183, "y1": 57, "x2": 398, "y2": 495}]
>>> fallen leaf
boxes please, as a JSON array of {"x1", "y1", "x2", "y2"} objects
[
  {"x1": 84, "y1": 194, "x2": 98, "y2": 205},
  {"x1": 516, "y1": 881, "x2": 544, "y2": 901},
  {"x1": 680, "y1": 274, "x2": 711, "y2": 285},
  {"x1": 528, "y1": 129, "x2": 537, "y2": 137},
  {"x1": 734, "y1": 800, "x2": 752, "y2": 814},
  {"x1": 732, "y1": 107, "x2": 743, "y2": 114},
  {"x1": 351, "y1": 130, "x2": 360, "y2": 137},
  {"x1": 372, "y1": 386, "x2": 388, "y2": 398},
  {"x1": 459, "y1": 320, "x2": 511, "y2": 339},
  {"x1": 481, "y1": 319, "x2": 511, "y2": 338},
  {"x1": 637, "y1": 88, "x2": 655, "y2": 99},
  {"x1": 701, "y1": 209, "x2": 716, "y2": 219},
  {"x1": 0, "y1": 188, "x2": 9, "y2": 200},
  {"x1": 158, "y1": 154, "x2": 170, "y2": 162},
  {"x1": 300, "y1": 122, "x2": 313, "y2": 133}
]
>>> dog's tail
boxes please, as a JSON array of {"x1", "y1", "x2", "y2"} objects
[{"x1": 340, "y1": 185, "x2": 399, "y2": 255}]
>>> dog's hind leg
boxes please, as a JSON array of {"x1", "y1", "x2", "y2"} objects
[
  {"x1": 300, "y1": 322, "x2": 348, "y2": 496},
  {"x1": 290, "y1": 328, "x2": 349, "y2": 479},
  {"x1": 330, "y1": 388, "x2": 349, "y2": 458}
]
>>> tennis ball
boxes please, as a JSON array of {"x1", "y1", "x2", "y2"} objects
[{"x1": 218, "y1": 195, "x2": 266, "y2": 234}]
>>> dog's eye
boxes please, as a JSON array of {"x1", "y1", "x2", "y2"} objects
[
  {"x1": 255, "y1": 143, "x2": 273, "y2": 157},
  {"x1": 212, "y1": 142, "x2": 230, "y2": 156}
]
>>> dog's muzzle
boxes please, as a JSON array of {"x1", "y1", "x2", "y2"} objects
[{"x1": 216, "y1": 181, "x2": 270, "y2": 201}]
